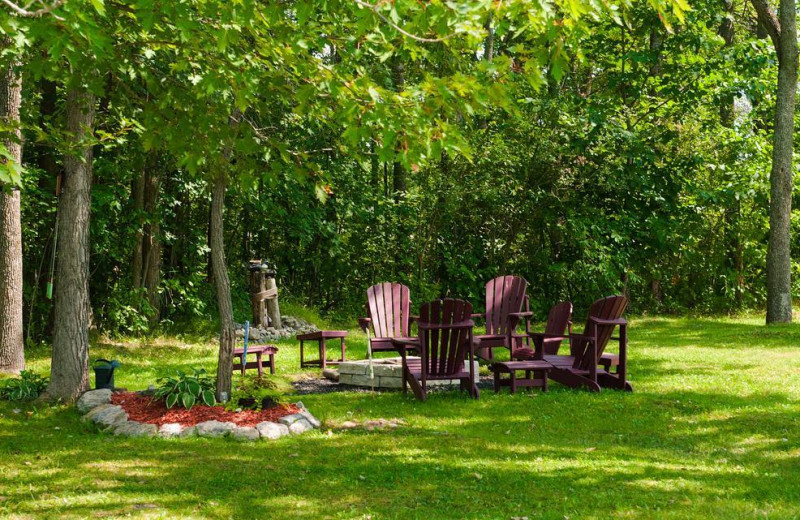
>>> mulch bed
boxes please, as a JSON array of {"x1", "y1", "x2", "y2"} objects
[{"x1": 110, "y1": 392, "x2": 299, "y2": 428}]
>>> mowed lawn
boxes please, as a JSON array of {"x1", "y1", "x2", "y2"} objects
[{"x1": 1, "y1": 316, "x2": 799, "y2": 519}]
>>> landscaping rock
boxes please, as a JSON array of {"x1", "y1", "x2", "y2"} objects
[
  {"x1": 297, "y1": 410, "x2": 321, "y2": 428},
  {"x1": 339, "y1": 420, "x2": 359, "y2": 429},
  {"x1": 278, "y1": 413, "x2": 305, "y2": 427},
  {"x1": 288, "y1": 418, "x2": 313, "y2": 435},
  {"x1": 257, "y1": 421, "x2": 289, "y2": 440},
  {"x1": 196, "y1": 420, "x2": 236, "y2": 438},
  {"x1": 178, "y1": 426, "x2": 198, "y2": 438},
  {"x1": 84, "y1": 405, "x2": 127, "y2": 429},
  {"x1": 114, "y1": 421, "x2": 157, "y2": 438},
  {"x1": 231, "y1": 427, "x2": 260, "y2": 442},
  {"x1": 322, "y1": 368, "x2": 339, "y2": 381},
  {"x1": 159, "y1": 423, "x2": 183, "y2": 437},
  {"x1": 77, "y1": 389, "x2": 113, "y2": 414}
]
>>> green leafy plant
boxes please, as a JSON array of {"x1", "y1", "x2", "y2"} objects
[
  {"x1": 0, "y1": 371, "x2": 49, "y2": 401},
  {"x1": 153, "y1": 368, "x2": 215, "y2": 410},
  {"x1": 228, "y1": 375, "x2": 289, "y2": 411}
]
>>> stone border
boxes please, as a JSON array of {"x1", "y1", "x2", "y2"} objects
[{"x1": 76, "y1": 389, "x2": 319, "y2": 441}]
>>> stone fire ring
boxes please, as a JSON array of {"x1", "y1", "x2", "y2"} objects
[
  {"x1": 338, "y1": 356, "x2": 479, "y2": 389},
  {"x1": 76, "y1": 389, "x2": 320, "y2": 441}
]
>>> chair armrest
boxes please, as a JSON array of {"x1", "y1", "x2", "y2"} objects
[
  {"x1": 509, "y1": 311, "x2": 534, "y2": 318},
  {"x1": 357, "y1": 317, "x2": 371, "y2": 333},
  {"x1": 529, "y1": 332, "x2": 568, "y2": 340},
  {"x1": 588, "y1": 317, "x2": 627, "y2": 326}
]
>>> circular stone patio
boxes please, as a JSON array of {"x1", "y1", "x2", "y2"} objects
[{"x1": 338, "y1": 356, "x2": 479, "y2": 389}]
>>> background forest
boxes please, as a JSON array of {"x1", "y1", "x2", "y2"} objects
[{"x1": 2, "y1": 0, "x2": 793, "y2": 342}]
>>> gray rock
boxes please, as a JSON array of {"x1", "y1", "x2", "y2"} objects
[
  {"x1": 196, "y1": 420, "x2": 236, "y2": 438},
  {"x1": 257, "y1": 421, "x2": 289, "y2": 440},
  {"x1": 178, "y1": 426, "x2": 197, "y2": 438},
  {"x1": 84, "y1": 404, "x2": 127, "y2": 429},
  {"x1": 288, "y1": 418, "x2": 313, "y2": 435},
  {"x1": 77, "y1": 389, "x2": 113, "y2": 414},
  {"x1": 159, "y1": 423, "x2": 183, "y2": 437},
  {"x1": 278, "y1": 413, "x2": 304, "y2": 427},
  {"x1": 298, "y1": 410, "x2": 321, "y2": 429},
  {"x1": 114, "y1": 421, "x2": 157, "y2": 438},
  {"x1": 249, "y1": 328, "x2": 261, "y2": 341},
  {"x1": 231, "y1": 427, "x2": 260, "y2": 442}
]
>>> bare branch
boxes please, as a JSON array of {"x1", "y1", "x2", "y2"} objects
[
  {"x1": 1, "y1": 0, "x2": 65, "y2": 19},
  {"x1": 750, "y1": 0, "x2": 781, "y2": 51},
  {"x1": 353, "y1": 0, "x2": 456, "y2": 43}
]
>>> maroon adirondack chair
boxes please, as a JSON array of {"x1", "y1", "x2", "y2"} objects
[
  {"x1": 546, "y1": 295, "x2": 632, "y2": 392},
  {"x1": 473, "y1": 275, "x2": 533, "y2": 361},
  {"x1": 512, "y1": 301, "x2": 573, "y2": 360},
  {"x1": 358, "y1": 282, "x2": 416, "y2": 355},
  {"x1": 400, "y1": 298, "x2": 479, "y2": 401}
]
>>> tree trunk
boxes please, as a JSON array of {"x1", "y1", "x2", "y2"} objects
[
  {"x1": 48, "y1": 87, "x2": 94, "y2": 401},
  {"x1": 0, "y1": 48, "x2": 24, "y2": 374},
  {"x1": 211, "y1": 174, "x2": 234, "y2": 402},
  {"x1": 719, "y1": 0, "x2": 735, "y2": 126},
  {"x1": 131, "y1": 169, "x2": 144, "y2": 289},
  {"x1": 765, "y1": 0, "x2": 797, "y2": 323},
  {"x1": 391, "y1": 56, "x2": 406, "y2": 198},
  {"x1": 141, "y1": 158, "x2": 161, "y2": 319}
]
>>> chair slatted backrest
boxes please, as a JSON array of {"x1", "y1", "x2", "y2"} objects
[
  {"x1": 484, "y1": 275, "x2": 528, "y2": 335},
  {"x1": 542, "y1": 301, "x2": 573, "y2": 355},
  {"x1": 574, "y1": 295, "x2": 628, "y2": 370},
  {"x1": 366, "y1": 283, "x2": 411, "y2": 339},
  {"x1": 418, "y1": 299, "x2": 473, "y2": 377}
]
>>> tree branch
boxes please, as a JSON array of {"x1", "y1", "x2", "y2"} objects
[
  {"x1": 1, "y1": 0, "x2": 65, "y2": 19},
  {"x1": 352, "y1": 0, "x2": 457, "y2": 43},
  {"x1": 750, "y1": 0, "x2": 781, "y2": 51}
]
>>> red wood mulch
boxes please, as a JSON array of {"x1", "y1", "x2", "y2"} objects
[{"x1": 110, "y1": 392, "x2": 299, "y2": 428}]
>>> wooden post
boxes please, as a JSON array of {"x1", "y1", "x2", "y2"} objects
[
  {"x1": 248, "y1": 260, "x2": 281, "y2": 329},
  {"x1": 266, "y1": 274, "x2": 281, "y2": 329}
]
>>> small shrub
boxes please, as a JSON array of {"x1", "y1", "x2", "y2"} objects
[
  {"x1": 228, "y1": 375, "x2": 288, "y2": 411},
  {"x1": 153, "y1": 368, "x2": 215, "y2": 410},
  {"x1": 1, "y1": 371, "x2": 49, "y2": 401}
]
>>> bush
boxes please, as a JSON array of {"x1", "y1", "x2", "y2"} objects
[
  {"x1": 153, "y1": 368, "x2": 215, "y2": 410},
  {"x1": 228, "y1": 375, "x2": 289, "y2": 411},
  {"x1": 1, "y1": 371, "x2": 49, "y2": 401}
]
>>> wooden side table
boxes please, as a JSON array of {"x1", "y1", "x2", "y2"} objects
[
  {"x1": 491, "y1": 360, "x2": 550, "y2": 394},
  {"x1": 297, "y1": 330, "x2": 347, "y2": 369},
  {"x1": 233, "y1": 344, "x2": 278, "y2": 377}
]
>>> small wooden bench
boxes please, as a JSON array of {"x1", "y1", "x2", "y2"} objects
[
  {"x1": 233, "y1": 344, "x2": 278, "y2": 377},
  {"x1": 297, "y1": 330, "x2": 347, "y2": 369},
  {"x1": 491, "y1": 360, "x2": 550, "y2": 394}
]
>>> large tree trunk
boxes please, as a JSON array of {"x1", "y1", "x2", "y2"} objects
[
  {"x1": 211, "y1": 175, "x2": 234, "y2": 402},
  {"x1": 48, "y1": 87, "x2": 94, "y2": 400},
  {"x1": 0, "y1": 48, "x2": 24, "y2": 374},
  {"x1": 764, "y1": 0, "x2": 798, "y2": 323}
]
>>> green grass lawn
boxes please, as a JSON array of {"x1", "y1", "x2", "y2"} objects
[{"x1": 2, "y1": 315, "x2": 800, "y2": 519}]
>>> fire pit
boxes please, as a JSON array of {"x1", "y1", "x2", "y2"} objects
[{"x1": 338, "y1": 357, "x2": 479, "y2": 389}]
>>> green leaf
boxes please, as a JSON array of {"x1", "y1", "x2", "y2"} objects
[
  {"x1": 181, "y1": 393, "x2": 195, "y2": 410},
  {"x1": 166, "y1": 393, "x2": 179, "y2": 409},
  {"x1": 90, "y1": 0, "x2": 106, "y2": 16},
  {"x1": 201, "y1": 390, "x2": 215, "y2": 406}
]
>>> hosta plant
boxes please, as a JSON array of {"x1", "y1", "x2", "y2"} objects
[
  {"x1": 153, "y1": 368, "x2": 215, "y2": 410},
  {"x1": 1, "y1": 371, "x2": 49, "y2": 401}
]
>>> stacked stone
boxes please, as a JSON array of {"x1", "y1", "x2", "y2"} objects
[
  {"x1": 76, "y1": 390, "x2": 320, "y2": 442},
  {"x1": 234, "y1": 315, "x2": 319, "y2": 342},
  {"x1": 338, "y1": 357, "x2": 480, "y2": 389}
]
